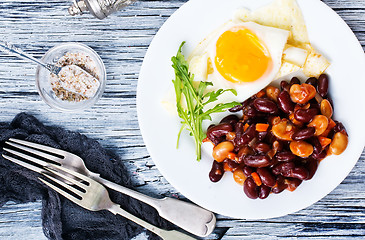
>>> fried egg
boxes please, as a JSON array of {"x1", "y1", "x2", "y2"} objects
[
  {"x1": 162, "y1": 0, "x2": 330, "y2": 116},
  {"x1": 188, "y1": 21, "x2": 290, "y2": 106},
  {"x1": 234, "y1": 0, "x2": 330, "y2": 78}
]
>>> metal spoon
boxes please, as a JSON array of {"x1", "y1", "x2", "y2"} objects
[{"x1": 0, "y1": 41, "x2": 99, "y2": 97}]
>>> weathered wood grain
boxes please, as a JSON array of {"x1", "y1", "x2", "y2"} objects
[{"x1": 0, "y1": 0, "x2": 364, "y2": 239}]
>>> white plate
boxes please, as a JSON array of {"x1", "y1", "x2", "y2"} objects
[{"x1": 137, "y1": 0, "x2": 365, "y2": 219}]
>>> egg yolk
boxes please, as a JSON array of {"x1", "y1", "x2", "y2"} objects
[{"x1": 215, "y1": 27, "x2": 272, "y2": 83}]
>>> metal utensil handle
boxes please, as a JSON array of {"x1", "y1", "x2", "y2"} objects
[
  {"x1": 91, "y1": 173, "x2": 215, "y2": 237},
  {"x1": 90, "y1": 172, "x2": 162, "y2": 208},
  {"x1": 0, "y1": 41, "x2": 56, "y2": 73},
  {"x1": 108, "y1": 204, "x2": 196, "y2": 240}
]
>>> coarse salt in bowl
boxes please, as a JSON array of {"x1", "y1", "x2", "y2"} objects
[{"x1": 35, "y1": 42, "x2": 106, "y2": 111}]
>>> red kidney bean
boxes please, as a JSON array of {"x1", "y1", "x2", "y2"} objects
[
  {"x1": 285, "y1": 178, "x2": 302, "y2": 191},
  {"x1": 230, "y1": 97, "x2": 256, "y2": 112},
  {"x1": 272, "y1": 162, "x2": 295, "y2": 175},
  {"x1": 207, "y1": 123, "x2": 233, "y2": 145},
  {"x1": 243, "y1": 166, "x2": 254, "y2": 177},
  {"x1": 236, "y1": 124, "x2": 257, "y2": 146},
  {"x1": 294, "y1": 108, "x2": 318, "y2": 123},
  {"x1": 236, "y1": 135, "x2": 251, "y2": 148},
  {"x1": 207, "y1": 125, "x2": 215, "y2": 138},
  {"x1": 207, "y1": 123, "x2": 233, "y2": 138},
  {"x1": 280, "y1": 80, "x2": 290, "y2": 92},
  {"x1": 254, "y1": 142, "x2": 271, "y2": 154},
  {"x1": 233, "y1": 124, "x2": 244, "y2": 152},
  {"x1": 333, "y1": 121, "x2": 347, "y2": 134},
  {"x1": 253, "y1": 98, "x2": 279, "y2": 114},
  {"x1": 224, "y1": 159, "x2": 240, "y2": 171},
  {"x1": 275, "y1": 151, "x2": 296, "y2": 162},
  {"x1": 272, "y1": 175, "x2": 287, "y2": 194},
  {"x1": 309, "y1": 101, "x2": 321, "y2": 113},
  {"x1": 229, "y1": 104, "x2": 243, "y2": 112},
  {"x1": 268, "y1": 154, "x2": 279, "y2": 167},
  {"x1": 234, "y1": 122, "x2": 244, "y2": 137},
  {"x1": 284, "y1": 166, "x2": 308, "y2": 180},
  {"x1": 243, "y1": 155, "x2": 271, "y2": 168},
  {"x1": 290, "y1": 77, "x2": 301, "y2": 85},
  {"x1": 245, "y1": 117, "x2": 267, "y2": 125},
  {"x1": 309, "y1": 137, "x2": 322, "y2": 154},
  {"x1": 242, "y1": 97, "x2": 255, "y2": 108},
  {"x1": 245, "y1": 106, "x2": 267, "y2": 118},
  {"x1": 257, "y1": 131, "x2": 268, "y2": 142},
  {"x1": 257, "y1": 168, "x2": 276, "y2": 187},
  {"x1": 305, "y1": 158, "x2": 319, "y2": 180},
  {"x1": 311, "y1": 148, "x2": 328, "y2": 161},
  {"x1": 237, "y1": 146, "x2": 254, "y2": 163},
  {"x1": 278, "y1": 91, "x2": 295, "y2": 113},
  {"x1": 243, "y1": 177, "x2": 259, "y2": 199},
  {"x1": 317, "y1": 74, "x2": 329, "y2": 97},
  {"x1": 326, "y1": 129, "x2": 335, "y2": 140},
  {"x1": 264, "y1": 131, "x2": 278, "y2": 144},
  {"x1": 220, "y1": 115, "x2": 239, "y2": 127},
  {"x1": 292, "y1": 127, "x2": 315, "y2": 141},
  {"x1": 209, "y1": 161, "x2": 224, "y2": 182},
  {"x1": 305, "y1": 77, "x2": 318, "y2": 87},
  {"x1": 258, "y1": 185, "x2": 271, "y2": 199}
]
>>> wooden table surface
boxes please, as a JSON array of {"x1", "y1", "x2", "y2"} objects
[{"x1": 0, "y1": 0, "x2": 364, "y2": 239}]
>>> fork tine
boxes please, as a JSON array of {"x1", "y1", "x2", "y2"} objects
[
  {"x1": 5, "y1": 140, "x2": 64, "y2": 163},
  {"x1": 2, "y1": 153, "x2": 44, "y2": 174},
  {"x1": 3, "y1": 147, "x2": 50, "y2": 168},
  {"x1": 45, "y1": 167, "x2": 87, "y2": 190},
  {"x1": 3, "y1": 150, "x2": 85, "y2": 205},
  {"x1": 48, "y1": 164, "x2": 93, "y2": 183},
  {"x1": 9, "y1": 138, "x2": 68, "y2": 156},
  {"x1": 39, "y1": 177, "x2": 83, "y2": 205},
  {"x1": 40, "y1": 171, "x2": 84, "y2": 198}
]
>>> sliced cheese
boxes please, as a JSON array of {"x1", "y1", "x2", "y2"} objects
[
  {"x1": 234, "y1": 0, "x2": 310, "y2": 46},
  {"x1": 302, "y1": 47, "x2": 330, "y2": 77},
  {"x1": 283, "y1": 45, "x2": 308, "y2": 67},
  {"x1": 276, "y1": 61, "x2": 301, "y2": 79}
]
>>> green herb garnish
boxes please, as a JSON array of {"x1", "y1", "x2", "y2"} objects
[{"x1": 171, "y1": 42, "x2": 239, "y2": 161}]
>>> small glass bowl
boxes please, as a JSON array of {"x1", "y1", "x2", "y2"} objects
[{"x1": 35, "y1": 42, "x2": 106, "y2": 111}]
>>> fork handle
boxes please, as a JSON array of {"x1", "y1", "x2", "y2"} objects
[
  {"x1": 92, "y1": 174, "x2": 216, "y2": 237},
  {"x1": 90, "y1": 173, "x2": 159, "y2": 206},
  {"x1": 108, "y1": 204, "x2": 196, "y2": 240}
]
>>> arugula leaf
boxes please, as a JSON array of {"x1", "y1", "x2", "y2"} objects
[
  {"x1": 203, "y1": 89, "x2": 237, "y2": 106},
  {"x1": 172, "y1": 42, "x2": 239, "y2": 161},
  {"x1": 197, "y1": 81, "x2": 213, "y2": 99}
]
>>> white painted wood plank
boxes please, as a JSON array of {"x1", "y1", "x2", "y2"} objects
[
  {"x1": 0, "y1": 0, "x2": 364, "y2": 239},
  {"x1": 0, "y1": 201, "x2": 46, "y2": 240}
]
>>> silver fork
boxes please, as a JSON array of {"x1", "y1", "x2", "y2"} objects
[
  {"x1": 3, "y1": 155, "x2": 196, "y2": 240},
  {"x1": 2, "y1": 138, "x2": 215, "y2": 237}
]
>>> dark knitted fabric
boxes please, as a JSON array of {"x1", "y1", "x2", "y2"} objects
[{"x1": 0, "y1": 113, "x2": 173, "y2": 240}]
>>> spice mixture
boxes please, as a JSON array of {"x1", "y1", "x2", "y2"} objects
[{"x1": 50, "y1": 52, "x2": 100, "y2": 102}]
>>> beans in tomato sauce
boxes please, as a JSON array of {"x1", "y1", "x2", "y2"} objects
[{"x1": 206, "y1": 74, "x2": 348, "y2": 199}]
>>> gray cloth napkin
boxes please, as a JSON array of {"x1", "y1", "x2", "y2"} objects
[{"x1": 0, "y1": 112, "x2": 173, "y2": 240}]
